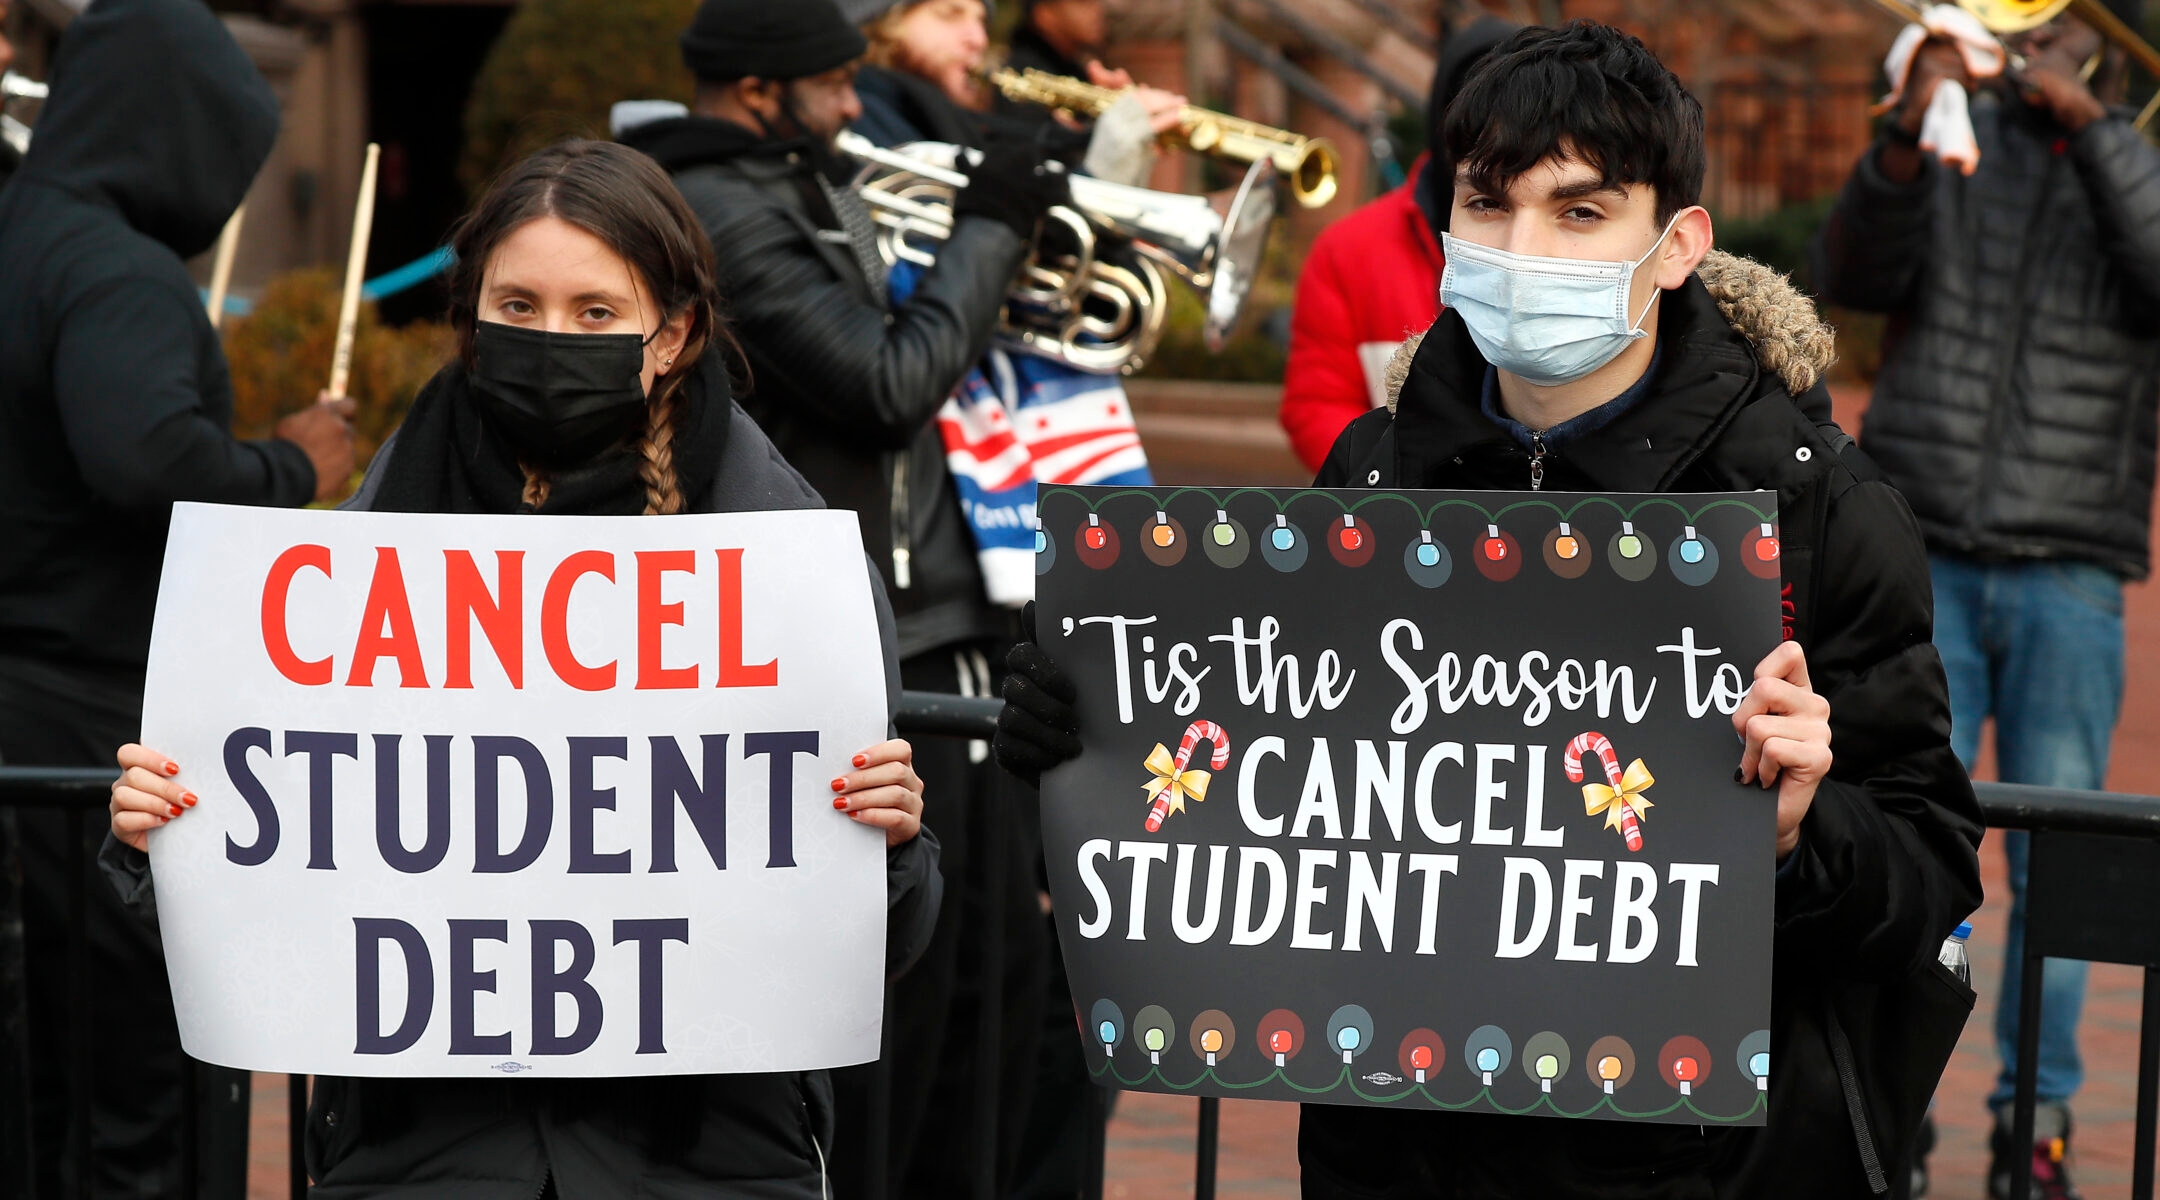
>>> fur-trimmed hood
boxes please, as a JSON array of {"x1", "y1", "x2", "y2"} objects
[{"x1": 1382, "y1": 249, "x2": 1835, "y2": 411}]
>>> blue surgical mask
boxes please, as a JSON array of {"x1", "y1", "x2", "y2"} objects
[{"x1": 1438, "y1": 214, "x2": 1681, "y2": 386}]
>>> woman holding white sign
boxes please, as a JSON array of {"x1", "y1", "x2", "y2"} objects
[{"x1": 103, "y1": 139, "x2": 939, "y2": 1199}]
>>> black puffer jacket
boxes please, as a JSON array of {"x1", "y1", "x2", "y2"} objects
[
  {"x1": 1812, "y1": 94, "x2": 2160, "y2": 578},
  {"x1": 621, "y1": 116, "x2": 1023, "y2": 659},
  {"x1": 1299, "y1": 256, "x2": 1983, "y2": 1198}
]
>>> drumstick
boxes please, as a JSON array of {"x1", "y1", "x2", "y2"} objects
[
  {"x1": 204, "y1": 204, "x2": 245, "y2": 330},
  {"x1": 327, "y1": 143, "x2": 380, "y2": 400}
]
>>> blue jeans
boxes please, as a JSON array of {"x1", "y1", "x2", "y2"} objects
[{"x1": 1930, "y1": 555, "x2": 2125, "y2": 1113}]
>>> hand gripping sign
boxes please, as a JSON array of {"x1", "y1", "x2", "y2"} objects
[{"x1": 140, "y1": 503, "x2": 891, "y2": 1077}]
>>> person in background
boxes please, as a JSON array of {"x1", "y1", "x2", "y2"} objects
[
  {"x1": 1812, "y1": 4, "x2": 2160, "y2": 1196},
  {"x1": 618, "y1": 2, "x2": 1068, "y2": 1195},
  {"x1": 1277, "y1": 16, "x2": 1517, "y2": 473},
  {"x1": 0, "y1": 0, "x2": 354, "y2": 1194},
  {"x1": 845, "y1": 0, "x2": 994, "y2": 144}
]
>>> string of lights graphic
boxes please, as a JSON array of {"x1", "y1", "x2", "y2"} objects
[
  {"x1": 1041, "y1": 488, "x2": 1781, "y2": 586},
  {"x1": 1086, "y1": 998, "x2": 1771, "y2": 1121}
]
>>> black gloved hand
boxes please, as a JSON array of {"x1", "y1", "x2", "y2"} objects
[
  {"x1": 994, "y1": 602, "x2": 1082, "y2": 788},
  {"x1": 952, "y1": 133, "x2": 1072, "y2": 240}
]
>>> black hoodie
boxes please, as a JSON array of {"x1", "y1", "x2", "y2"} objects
[{"x1": 0, "y1": 0, "x2": 312, "y2": 671}]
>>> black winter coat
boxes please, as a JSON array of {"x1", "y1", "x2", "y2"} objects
[
  {"x1": 1812, "y1": 94, "x2": 2160, "y2": 578},
  {"x1": 1298, "y1": 255, "x2": 1983, "y2": 1198},
  {"x1": 0, "y1": 0, "x2": 314, "y2": 671},
  {"x1": 105, "y1": 389, "x2": 945, "y2": 1200},
  {"x1": 622, "y1": 116, "x2": 1022, "y2": 660}
]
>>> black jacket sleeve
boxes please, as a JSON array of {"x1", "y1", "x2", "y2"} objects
[
  {"x1": 709, "y1": 202, "x2": 1028, "y2": 452},
  {"x1": 869, "y1": 557, "x2": 943, "y2": 978},
  {"x1": 1809, "y1": 142, "x2": 1937, "y2": 315},
  {"x1": 2068, "y1": 115, "x2": 2160, "y2": 310},
  {"x1": 53, "y1": 277, "x2": 316, "y2": 511},
  {"x1": 1774, "y1": 474, "x2": 1983, "y2": 980}
]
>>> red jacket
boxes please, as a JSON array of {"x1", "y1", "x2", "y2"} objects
[{"x1": 1280, "y1": 158, "x2": 1445, "y2": 471}]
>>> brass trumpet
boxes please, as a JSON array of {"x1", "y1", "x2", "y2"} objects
[{"x1": 989, "y1": 66, "x2": 1341, "y2": 209}]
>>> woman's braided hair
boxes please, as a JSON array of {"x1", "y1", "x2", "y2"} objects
[{"x1": 446, "y1": 140, "x2": 736, "y2": 516}]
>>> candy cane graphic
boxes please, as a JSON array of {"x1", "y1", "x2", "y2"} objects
[
  {"x1": 1565, "y1": 731, "x2": 1643, "y2": 851},
  {"x1": 1147, "y1": 720, "x2": 1231, "y2": 832}
]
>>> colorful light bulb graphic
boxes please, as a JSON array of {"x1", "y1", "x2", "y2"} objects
[
  {"x1": 1522, "y1": 1031, "x2": 1571, "y2": 1094},
  {"x1": 1212, "y1": 510, "x2": 1235, "y2": 547},
  {"x1": 1678, "y1": 525, "x2": 1705, "y2": 564},
  {"x1": 1465, "y1": 1025, "x2": 1512, "y2": 1087},
  {"x1": 1482, "y1": 524, "x2": 1508, "y2": 561},
  {"x1": 1325, "y1": 1005, "x2": 1373, "y2": 1068},
  {"x1": 1341, "y1": 518, "x2": 1363, "y2": 552},
  {"x1": 1098, "y1": 1020, "x2": 1116, "y2": 1050},
  {"x1": 1134, "y1": 1005, "x2": 1174, "y2": 1066},
  {"x1": 1587, "y1": 1036, "x2": 1635, "y2": 1094},
  {"x1": 1737, "y1": 1030, "x2": 1771, "y2": 1092},
  {"x1": 1151, "y1": 511, "x2": 1175, "y2": 548},
  {"x1": 1751, "y1": 1053, "x2": 1768, "y2": 1088},
  {"x1": 1200, "y1": 1028, "x2": 1223, "y2": 1064},
  {"x1": 1085, "y1": 515, "x2": 1108, "y2": 551},
  {"x1": 1417, "y1": 533, "x2": 1440, "y2": 567},
  {"x1": 1398, "y1": 1029, "x2": 1443, "y2": 1083},
  {"x1": 1033, "y1": 524, "x2": 1047, "y2": 555},
  {"x1": 1189, "y1": 1009, "x2": 1234, "y2": 1068},
  {"x1": 1554, "y1": 523, "x2": 1580, "y2": 559},
  {"x1": 1618, "y1": 522, "x2": 1643, "y2": 559},
  {"x1": 1477, "y1": 1047, "x2": 1500, "y2": 1082},
  {"x1": 1338, "y1": 1026, "x2": 1360, "y2": 1064},
  {"x1": 1754, "y1": 523, "x2": 1778, "y2": 561},
  {"x1": 1271, "y1": 515, "x2": 1294, "y2": 551},
  {"x1": 1536, "y1": 1056, "x2": 1559, "y2": 1090},
  {"x1": 1258, "y1": 1009, "x2": 1303, "y2": 1068},
  {"x1": 1411, "y1": 1046, "x2": 1433, "y2": 1078},
  {"x1": 1674, "y1": 1057, "x2": 1698, "y2": 1095}
]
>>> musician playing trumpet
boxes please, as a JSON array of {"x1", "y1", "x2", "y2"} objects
[{"x1": 1812, "y1": 4, "x2": 2160, "y2": 1194}]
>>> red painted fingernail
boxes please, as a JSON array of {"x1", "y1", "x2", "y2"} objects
[
  {"x1": 833, "y1": 798, "x2": 849, "y2": 810},
  {"x1": 168, "y1": 805, "x2": 183, "y2": 817},
  {"x1": 162, "y1": 761, "x2": 179, "y2": 776},
  {"x1": 831, "y1": 777, "x2": 847, "y2": 792},
  {"x1": 183, "y1": 792, "x2": 198, "y2": 807},
  {"x1": 853, "y1": 754, "x2": 868, "y2": 768}
]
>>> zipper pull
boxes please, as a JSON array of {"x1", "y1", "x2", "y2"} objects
[
  {"x1": 892, "y1": 546, "x2": 912, "y2": 590},
  {"x1": 1529, "y1": 432, "x2": 1548, "y2": 491}
]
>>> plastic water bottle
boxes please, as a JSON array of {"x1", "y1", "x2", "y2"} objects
[{"x1": 1939, "y1": 921, "x2": 1972, "y2": 985}]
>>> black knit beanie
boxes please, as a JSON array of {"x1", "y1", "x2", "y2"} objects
[{"x1": 680, "y1": 0, "x2": 869, "y2": 83}]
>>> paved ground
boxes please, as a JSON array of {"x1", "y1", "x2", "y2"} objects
[{"x1": 242, "y1": 386, "x2": 2160, "y2": 1196}]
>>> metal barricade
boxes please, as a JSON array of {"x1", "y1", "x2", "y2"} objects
[{"x1": 10, "y1": 721, "x2": 2156, "y2": 1199}]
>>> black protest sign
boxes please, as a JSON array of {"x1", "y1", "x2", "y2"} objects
[{"x1": 1034, "y1": 486, "x2": 1782, "y2": 1125}]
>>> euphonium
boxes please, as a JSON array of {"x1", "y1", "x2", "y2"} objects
[
  {"x1": 834, "y1": 130, "x2": 1277, "y2": 376},
  {"x1": 988, "y1": 67, "x2": 1340, "y2": 209}
]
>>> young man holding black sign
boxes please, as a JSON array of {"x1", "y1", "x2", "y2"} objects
[{"x1": 996, "y1": 21, "x2": 1983, "y2": 1198}]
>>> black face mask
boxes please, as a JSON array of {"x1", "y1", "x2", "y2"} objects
[{"x1": 467, "y1": 321, "x2": 652, "y2": 468}]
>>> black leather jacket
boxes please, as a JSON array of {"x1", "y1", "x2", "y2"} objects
[
  {"x1": 1812, "y1": 94, "x2": 2160, "y2": 578},
  {"x1": 623, "y1": 117, "x2": 1025, "y2": 658}
]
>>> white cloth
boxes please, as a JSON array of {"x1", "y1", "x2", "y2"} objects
[
  {"x1": 1881, "y1": 5, "x2": 2007, "y2": 176},
  {"x1": 1081, "y1": 93, "x2": 1161, "y2": 188}
]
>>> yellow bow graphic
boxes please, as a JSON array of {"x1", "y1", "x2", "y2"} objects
[
  {"x1": 1582, "y1": 759, "x2": 1655, "y2": 835},
  {"x1": 1142, "y1": 743, "x2": 1210, "y2": 821}
]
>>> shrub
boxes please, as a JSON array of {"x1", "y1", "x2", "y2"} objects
[
  {"x1": 460, "y1": 0, "x2": 699, "y2": 196},
  {"x1": 222, "y1": 268, "x2": 454, "y2": 486}
]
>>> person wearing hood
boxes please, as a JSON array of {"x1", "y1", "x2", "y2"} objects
[
  {"x1": 103, "y1": 137, "x2": 941, "y2": 1200},
  {"x1": 617, "y1": 3, "x2": 1061, "y2": 1195},
  {"x1": 0, "y1": 0, "x2": 353, "y2": 1193},
  {"x1": 1277, "y1": 16, "x2": 1520, "y2": 472},
  {"x1": 997, "y1": 22, "x2": 1982, "y2": 1198}
]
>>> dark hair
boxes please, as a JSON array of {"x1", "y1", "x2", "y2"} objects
[
  {"x1": 447, "y1": 139, "x2": 730, "y2": 515},
  {"x1": 1442, "y1": 21, "x2": 1704, "y2": 226}
]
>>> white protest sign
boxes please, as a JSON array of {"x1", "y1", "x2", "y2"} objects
[{"x1": 140, "y1": 502, "x2": 890, "y2": 1078}]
